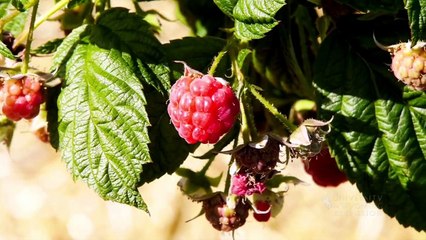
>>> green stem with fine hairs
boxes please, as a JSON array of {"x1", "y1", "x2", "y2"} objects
[
  {"x1": 248, "y1": 84, "x2": 297, "y2": 132},
  {"x1": 22, "y1": 1, "x2": 39, "y2": 74}
]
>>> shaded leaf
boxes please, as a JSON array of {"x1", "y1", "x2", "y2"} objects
[
  {"x1": 405, "y1": 0, "x2": 426, "y2": 45},
  {"x1": 164, "y1": 36, "x2": 228, "y2": 76},
  {"x1": 137, "y1": 86, "x2": 196, "y2": 184},
  {"x1": 32, "y1": 38, "x2": 63, "y2": 55},
  {"x1": 313, "y1": 32, "x2": 426, "y2": 231}
]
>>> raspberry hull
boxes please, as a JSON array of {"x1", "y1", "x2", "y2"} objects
[
  {"x1": 0, "y1": 76, "x2": 44, "y2": 121},
  {"x1": 168, "y1": 67, "x2": 240, "y2": 144}
]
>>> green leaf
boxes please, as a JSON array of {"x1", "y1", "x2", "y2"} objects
[
  {"x1": 0, "y1": 2, "x2": 27, "y2": 36},
  {"x1": 176, "y1": 0, "x2": 226, "y2": 37},
  {"x1": 32, "y1": 38, "x2": 63, "y2": 55},
  {"x1": 213, "y1": 0, "x2": 238, "y2": 17},
  {"x1": 137, "y1": 86, "x2": 196, "y2": 184},
  {"x1": 233, "y1": 0, "x2": 286, "y2": 41},
  {"x1": 54, "y1": 8, "x2": 177, "y2": 211},
  {"x1": 164, "y1": 36, "x2": 228, "y2": 76},
  {"x1": 405, "y1": 0, "x2": 426, "y2": 45},
  {"x1": 0, "y1": 41, "x2": 15, "y2": 59},
  {"x1": 51, "y1": 24, "x2": 90, "y2": 72},
  {"x1": 94, "y1": 7, "x2": 170, "y2": 93},
  {"x1": 58, "y1": 43, "x2": 150, "y2": 211},
  {"x1": 313, "y1": 32, "x2": 426, "y2": 231},
  {"x1": 0, "y1": 115, "x2": 15, "y2": 149},
  {"x1": 3, "y1": 8, "x2": 27, "y2": 36}
]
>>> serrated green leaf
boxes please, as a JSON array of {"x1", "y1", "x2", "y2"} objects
[
  {"x1": 51, "y1": 24, "x2": 90, "y2": 72},
  {"x1": 0, "y1": 2, "x2": 27, "y2": 36},
  {"x1": 58, "y1": 44, "x2": 150, "y2": 211},
  {"x1": 3, "y1": 8, "x2": 27, "y2": 36},
  {"x1": 93, "y1": 7, "x2": 170, "y2": 93},
  {"x1": 0, "y1": 41, "x2": 14, "y2": 59},
  {"x1": 313, "y1": 32, "x2": 426, "y2": 231},
  {"x1": 32, "y1": 38, "x2": 63, "y2": 55},
  {"x1": 405, "y1": 0, "x2": 426, "y2": 45},
  {"x1": 213, "y1": 0, "x2": 238, "y2": 17},
  {"x1": 233, "y1": 0, "x2": 286, "y2": 41}
]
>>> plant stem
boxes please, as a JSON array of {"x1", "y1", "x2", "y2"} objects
[
  {"x1": 14, "y1": 0, "x2": 71, "y2": 48},
  {"x1": 0, "y1": 10, "x2": 21, "y2": 31},
  {"x1": 248, "y1": 84, "x2": 297, "y2": 132},
  {"x1": 224, "y1": 139, "x2": 238, "y2": 195},
  {"x1": 22, "y1": 1, "x2": 39, "y2": 74},
  {"x1": 208, "y1": 39, "x2": 234, "y2": 76},
  {"x1": 240, "y1": 97, "x2": 251, "y2": 143},
  {"x1": 208, "y1": 50, "x2": 227, "y2": 76},
  {"x1": 200, "y1": 156, "x2": 215, "y2": 175},
  {"x1": 132, "y1": 0, "x2": 144, "y2": 15}
]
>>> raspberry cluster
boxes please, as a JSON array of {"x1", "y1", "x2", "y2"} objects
[
  {"x1": 230, "y1": 135, "x2": 282, "y2": 222},
  {"x1": 390, "y1": 42, "x2": 426, "y2": 91},
  {"x1": 0, "y1": 75, "x2": 45, "y2": 121},
  {"x1": 168, "y1": 65, "x2": 240, "y2": 144}
]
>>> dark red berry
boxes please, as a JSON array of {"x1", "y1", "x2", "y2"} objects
[
  {"x1": 202, "y1": 193, "x2": 249, "y2": 232},
  {"x1": 304, "y1": 147, "x2": 348, "y2": 187}
]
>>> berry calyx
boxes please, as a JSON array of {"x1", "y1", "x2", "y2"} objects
[
  {"x1": 168, "y1": 64, "x2": 240, "y2": 144},
  {"x1": 390, "y1": 41, "x2": 426, "y2": 91},
  {"x1": 304, "y1": 147, "x2": 348, "y2": 187},
  {"x1": 252, "y1": 200, "x2": 271, "y2": 222},
  {"x1": 0, "y1": 75, "x2": 45, "y2": 121}
]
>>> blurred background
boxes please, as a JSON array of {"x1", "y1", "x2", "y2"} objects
[{"x1": 1, "y1": 1, "x2": 425, "y2": 240}]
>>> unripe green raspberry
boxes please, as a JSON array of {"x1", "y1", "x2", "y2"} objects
[{"x1": 390, "y1": 42, "x2": 426, "y2": 91}]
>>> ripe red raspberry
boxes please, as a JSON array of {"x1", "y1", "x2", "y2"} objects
[
  {"x1": 252, "y1": 200, "x2": 271, "y2": 222},
  {"x1": 304, "y1": 147, "x2": 348, "y2": 187},
  {"x1": 167, "y1": 64, "x2": 240, "y2": 144},
  {"x1": 0, "y1": 75, "x2": 45, "y2": 121},
  {"x1": 202, "y1": 193, "x2": 249, "y2": 232},
  {"x1": 390, "y1": 42, "x2": 426, "y2": 91}
]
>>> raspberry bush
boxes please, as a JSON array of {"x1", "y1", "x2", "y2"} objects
[{"x1": 0, "y1": 0, "x2": 425, "y2": 235}]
